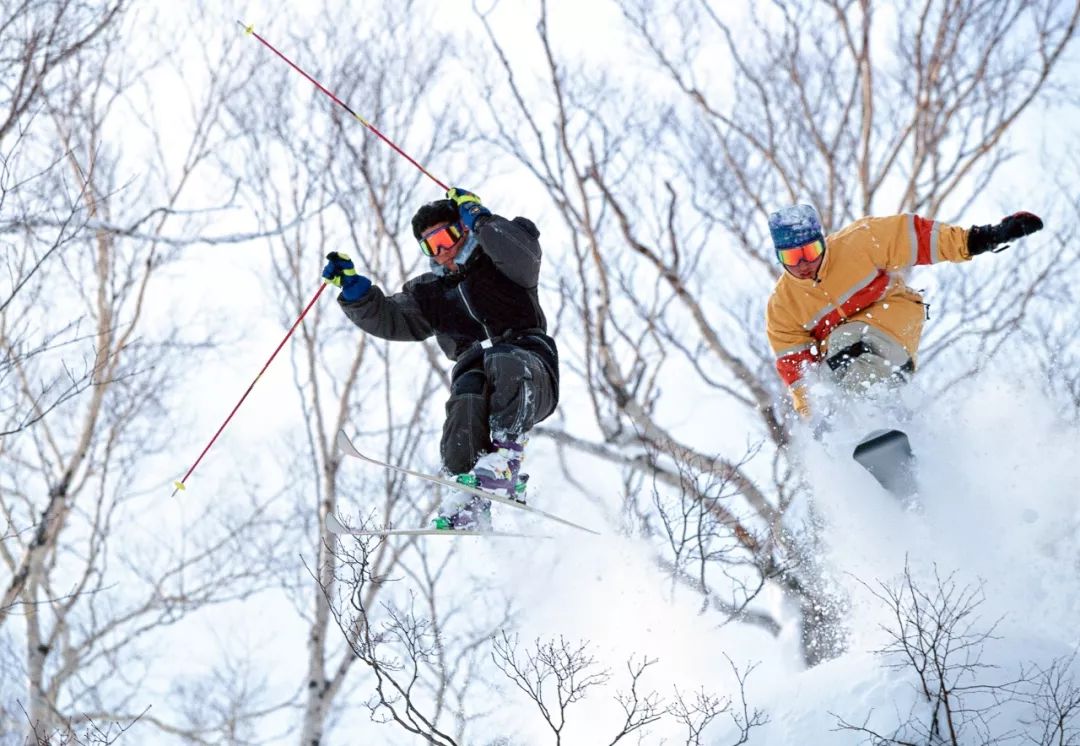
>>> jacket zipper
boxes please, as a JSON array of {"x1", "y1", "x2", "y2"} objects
[{"x1": 458, "y1": 284, "x2": 492, "y2": 340}]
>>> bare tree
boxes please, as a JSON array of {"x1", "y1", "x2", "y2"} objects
[
  {"x1": 316, "y1": 563, "x2": 761, "y2": 746},
  {"x1": 1, "y1": 3, "x2": 295, "y2": 741},
  {"x1": 215, "y1": 3, "x2": 514, "y2": 742},
  {"x1": 835, "y1": 561, "x2": 1027, "y2": 744},
  {"x1": 491, "y1": 632, "x2": 765, "y2": 745},
  {"x1": 315, "y1": 533, "x2": 515, "y2": 745},
  {"x1": 0, "y1": 0, "x2": 124, "y2": 437},
  {"x1": 18, "y1": 704, "x2": 145, "y2": 746},
  {"x1": 491, "y1": 632, "x2": 614, "y2": 742},
  {"x1": 1022, "y1": 653, "x2": 1080, "y2": 746},
  {"x1": 669, "y1": 656, "x2": 767, "y2": 746},
  {"x1": 832, "y1": 563, "x2": 1080, "y2": 745},
  {"x1": 467, "y1": 0, "x2": 1080, "y2": 667}
]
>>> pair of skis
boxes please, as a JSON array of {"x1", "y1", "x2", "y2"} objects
[{"x1": 327, "y1": 430, "x2": 599, "y2": 538}]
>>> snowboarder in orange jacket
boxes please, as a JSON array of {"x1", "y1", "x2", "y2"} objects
[{"x1": 765, "y1": 204, "x2": 1043, "y2": 418}]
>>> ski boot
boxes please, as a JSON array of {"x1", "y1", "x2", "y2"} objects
[
  {"x1": 432, "y1": 493, "x2": 492, "y2": 532},
  {"x1": 455, "y1": 435, "x2": 528, "y2": 503}
]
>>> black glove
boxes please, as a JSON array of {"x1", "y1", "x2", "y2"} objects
[{"x1": 968, "y1": 211, "x2": 1043, "y2": 256}]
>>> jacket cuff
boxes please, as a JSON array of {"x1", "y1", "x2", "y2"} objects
[{"x1": 966, "y1": 224, "x2": 994, "y2": 256}]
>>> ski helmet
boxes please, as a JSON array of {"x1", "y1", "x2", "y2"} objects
[{"x1": 768, "y1": 204, "x2": 824, "y2": 250}]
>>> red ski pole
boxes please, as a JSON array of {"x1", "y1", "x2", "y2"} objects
[
  {"x1": 175, "y1": 24, "x2": 451, "y2": 495},
  {"x1": 172, "y1": 283, "x2": 328, "y2": 495},
  {"x1": 238, "y1": 21, "x2": 448, "y2": 191}
]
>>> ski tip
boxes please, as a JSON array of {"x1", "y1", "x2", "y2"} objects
[
  {"x1": 324, "y1": 512, "x2": 350, "y2": 535},
  {"x1": 335, "y1": 429, "x2": 362, "y2": 458}
]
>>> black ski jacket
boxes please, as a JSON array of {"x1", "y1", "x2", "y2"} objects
[{"x1": 338, "y1": 214, "x2": 559, "y2": 392}]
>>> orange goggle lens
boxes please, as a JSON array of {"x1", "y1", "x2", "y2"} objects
[
  {"x1": 419, "y1": 223, "x2": 464, "y2": 256},
  {"x1": 777, "y1": 239, "x2": 825, "y2": 266}
]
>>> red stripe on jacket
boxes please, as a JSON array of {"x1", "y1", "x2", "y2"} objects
[
  {"x1": 914, "y1": 215, "x2": 934, "y2": 265},
  {"x1": 776, "y1": 349, "x2": 816, "y2": 386},
  {"x1": 809, "y1": 270, "x2": 891, "y2": 342}
]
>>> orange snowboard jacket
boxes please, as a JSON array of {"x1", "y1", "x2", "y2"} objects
[{"x1": 765, "y1": 214, "x2": 971, "y2": 415}]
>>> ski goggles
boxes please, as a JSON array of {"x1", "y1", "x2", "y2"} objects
[
  {"x1": 777, "y1": 238, "x2": 825, "y2": 266},
  {"x1": 419, "y1": 222, "x2": 464, "y2": 257}
]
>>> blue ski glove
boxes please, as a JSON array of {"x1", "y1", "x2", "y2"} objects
[
  {"x1": 446, "y1": 187, "x2": 492, "y2": 233},
  {"x1": 322, "y1": 252, "x2": 372, "y2": 302}
]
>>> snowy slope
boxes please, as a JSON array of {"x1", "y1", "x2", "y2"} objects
[
  {"x1": 709, "y1": 373, "x2": 1080, "y2": 744},
  {"x1": 441, "y1": 373, "x2": 1080, "y2": 745}
]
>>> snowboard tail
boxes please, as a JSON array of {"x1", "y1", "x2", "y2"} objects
[{"x1": 853, "y1": 429, "x2": 917, "y2": 498}]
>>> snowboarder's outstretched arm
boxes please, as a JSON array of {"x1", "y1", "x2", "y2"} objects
[
  {"x1": 322, "y1": 252, "x2": 434, "y2": 342},
  {"x1": 447, "y1": 187, "x2": 542, "y2": 288},
  {"x1": 839, "y1": 214, "x2": 970, "y2": 269},
  {"x1": 849, "y1": 212, "x2": 1043, "y2": 270}
]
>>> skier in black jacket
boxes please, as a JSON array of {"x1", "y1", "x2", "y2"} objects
[{"x1": 321, "y1": 187, "x2": 559, "y2": 531}]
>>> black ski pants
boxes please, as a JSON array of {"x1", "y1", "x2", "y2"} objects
[{"x1": 440, "y1": 343, "x2": 557, "y2": 475}]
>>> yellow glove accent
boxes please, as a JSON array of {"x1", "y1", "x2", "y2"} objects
[
  {"x1": 324, "y1": 269, "x2": 358, "y2": 288},
  {"x1": 323, "y1": 252, "x2": 357, "y2": 287},
  {"x1": 446, "y1": 187, "x2": 481, "y2": 206}
]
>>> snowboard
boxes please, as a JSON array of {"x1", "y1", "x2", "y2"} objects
[{"x1": 852, "y1": 428, "x2": 917, "y2": 498}]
